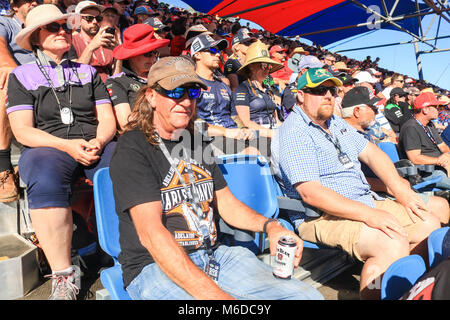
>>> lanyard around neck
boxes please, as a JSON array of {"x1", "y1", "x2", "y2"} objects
[{"x1": 415, "y1": 118, "x2": 441, "y2": 151}]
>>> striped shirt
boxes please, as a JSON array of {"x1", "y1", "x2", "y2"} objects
[{"x1": 276, "y1": 104, "x2": 379, "y2": 208}]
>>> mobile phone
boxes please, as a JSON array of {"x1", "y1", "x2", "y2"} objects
[{"x1": 105, "y1": 27, "x2": 116, "y2": 35}]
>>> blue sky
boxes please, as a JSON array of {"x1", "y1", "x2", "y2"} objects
[{"x1": 163, "y1": 0, "x2": 450, "y2": 91}]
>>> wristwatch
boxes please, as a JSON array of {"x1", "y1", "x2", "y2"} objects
[{"x1": 263, "y1": 219, "x2": 281, "y2": 234}]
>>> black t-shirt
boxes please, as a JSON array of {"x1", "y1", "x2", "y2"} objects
[
  {"x1": 109, "y1": 129, "x2": 227, "y2": 288},
  {"x1": 105, "y1": 67, "x2": 146, "y2": 110},
  {"x1": 399, "y1": 118, "x2": 443, "y2": 159},
  {"x1": 7, "y1": 60, "x2": 110, "y2": 141}
]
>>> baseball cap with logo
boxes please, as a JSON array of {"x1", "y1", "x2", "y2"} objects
[
  {"x1": 184, "y1": 24, "x2": 213, "y2": 48},
  {"x1": 190, "y1": 34, "x2": 228, "y2": 56},
  {"x1": 144, "y1": 17, "x2": 170, "y2": 32},
  {"x1": 414, "y1": 92, "x2": 446, "y2": 109},
  {"x1": 147, "y1": 56, "x2": 207, "y2": 90},
  {"x1": 342, "y1": 86, "x2": 381, "y2": 109},
  {"x1": 297, "y1": 68, "x2": 343, "y2": 90},
  {"x1": 232, "y1": 28, "x2": 256, "y2": 46},
  {"x1": 288, "y1": 54, "x2": 323, "y2": 73}
]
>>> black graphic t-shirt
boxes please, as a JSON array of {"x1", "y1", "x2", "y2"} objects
[{"x1": 109, "y1": 129, "x2": 227, "y2": 288}]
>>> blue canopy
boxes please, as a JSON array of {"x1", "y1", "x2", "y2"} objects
[{"x1": 182, "y1": 0, "x2": 431, "y2": 46}]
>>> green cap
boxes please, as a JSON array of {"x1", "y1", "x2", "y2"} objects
[{"x1": 297, "y1": 68, "x2": 343, "y2": 90}]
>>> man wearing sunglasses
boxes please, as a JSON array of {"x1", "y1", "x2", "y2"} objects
[
  {"x1": 109, "y1": 56, "x2": 323, "y2": 300},
  {"x1": 192, "y1": 33, "x2": 255, "y2": 155},
  {"x1": 70, "y1": 1, "x2": 118, "y2": 82},
  {"x1": 275, "y1": 68, "x2": 441, "y2": 299},
  {"x1": 0, "y1": 0, "x2": 38, "y2": 202}
]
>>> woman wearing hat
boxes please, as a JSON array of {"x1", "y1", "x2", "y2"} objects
[
  {"x1": 6, "y1": 4, "x2": 116, "y2": 300},
  {"x1": 106, "y1": 23, "x2": 169, "y2": 130},
  {"x1": 233, "y1": 40, "x2": 283, "y2": 140}
]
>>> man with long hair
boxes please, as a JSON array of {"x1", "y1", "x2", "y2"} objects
[{"x1": 109, "y1": 56, "x2": 323, "y2": 300}]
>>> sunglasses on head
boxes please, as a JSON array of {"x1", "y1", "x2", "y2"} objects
[
  {"x1": 43, "y1": 22, "x2": 72, "y2": 34},
  {"x1": 82, "y1": 15, "x2": 103, "y2": 23},
  {"x1": 143, "y1": 51, "x2": 160, "y2": 58},
  {"x1": 155, "y1": 85, "x2": 202, "y2": 100},
  {"x1": 303, "y1": 86, "x2": 338, "y2": 96}
]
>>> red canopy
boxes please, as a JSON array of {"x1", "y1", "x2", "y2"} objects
[{"x1": 201, "y1": 0, "x2": 346, "y2": 34}]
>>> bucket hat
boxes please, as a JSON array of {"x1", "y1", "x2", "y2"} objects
[
  {"x1": 113, "y1": 24, "x2": 170, "y2": 60},
  {"x1": 237, "y1": 40, "x2": 284, "y2": 76},
  {"x1": 15, "y1": 4, "x2": 77, "y2": 51}
]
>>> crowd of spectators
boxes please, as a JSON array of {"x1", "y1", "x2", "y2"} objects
[{"x1": 0, "y1": 0, "x2": 449, "y2": 300}]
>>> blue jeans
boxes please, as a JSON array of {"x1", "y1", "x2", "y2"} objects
[
  {"x1": 126, "y1": 245, "x2": 323, "y2": 300},
  {"x1": 423, "y1": 169, "x2": 450, "y2": 190}
]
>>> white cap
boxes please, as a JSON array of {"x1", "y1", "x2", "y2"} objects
[
  {"x1": 75, "y1": 1, "x2": 104, "y2": 14},
  {"x1": 368, "y1": 67, "x2": 381, "y2": 75},
  {"x1": 355, "y1": 71, "x2": 377, "y2": 84}
]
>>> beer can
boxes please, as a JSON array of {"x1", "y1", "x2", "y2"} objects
[{"x1": 273, "y1": 236, "x2": 297, "y2": 279}]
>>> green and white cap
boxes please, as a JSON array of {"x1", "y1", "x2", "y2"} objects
[{"x1": 297, "y1": 68, "x2": 343, "y2": 90}]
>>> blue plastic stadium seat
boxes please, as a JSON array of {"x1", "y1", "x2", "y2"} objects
[
  {"x1": 378, "y1": 141, "x2": 400, "y2": 163},
  {"x1": 428, "y1": 227, "x2": 450, "y2": 269},
  {"x1": 217, "y1": 154, "x2": 326, "y2": 252},
  {"x1": 377, "y1": 141, "x2": 442, "y2": 192},
  {"x1": 93, "y1": 167, "x2": 131, "y2": 300},
  {"x1": 216, "y1": 154, "x2": 279, "y2": 253},
  {"x1": 381, "y1": 255, "x2": 427, "y2": 300}
]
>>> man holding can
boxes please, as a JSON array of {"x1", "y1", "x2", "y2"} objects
[
  {"x1": 275, "y1": 68, "x2": 441, "y2": 299},
  {"x1": 109, "y1": 56, "x2": 323, "y2": 300}
]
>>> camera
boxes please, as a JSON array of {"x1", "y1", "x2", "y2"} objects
[{"x1": 105, "y1": 27, "x2": 116, "y2": 35}]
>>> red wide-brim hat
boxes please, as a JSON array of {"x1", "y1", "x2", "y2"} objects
[{"x1": 113, "y1": 24, "x2": 170, "y2": 60}]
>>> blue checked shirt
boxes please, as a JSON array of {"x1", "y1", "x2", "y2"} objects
[{"x1": 277, "y1": 104, "x2": 381, "y2": 209}]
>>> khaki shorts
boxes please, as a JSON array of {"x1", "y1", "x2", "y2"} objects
[{"x1": 297, "y1": 198, "x2": 422, "y2": 261}]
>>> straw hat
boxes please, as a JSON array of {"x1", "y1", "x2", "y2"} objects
[
  {"x1": 237, "y1": 40, "x2": 284, "y2": 76},
  {"x1": 439, "y1": 95, "x2": 450, "y2": 106},
  {"x1": 289, "y1": 46, "x2": 309, "y2": 57},
  {"x1": 15, "y1": 4, "x2": 78, "y2": 51},
  {"x1": 334, "y1": 61, "x2": 350, "y2": 71}
]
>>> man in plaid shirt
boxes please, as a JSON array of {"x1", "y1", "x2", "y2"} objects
[{"x1": 276, "y1": 68, "x2": 442, "y2": 300}]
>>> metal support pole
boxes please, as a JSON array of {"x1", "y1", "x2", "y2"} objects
[
  {"x1": 349, "y1": 0, "x2": 438, "y2": 49},
  {"x1": 414, "y1": 41, "x2": 424, "y2": 81}
]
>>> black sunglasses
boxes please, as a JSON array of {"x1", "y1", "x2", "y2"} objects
[
  {"x1": 303, "y1": 86, "x2": 338, "y2": 97},
  {"x1": 82, "y1": 15, "x2": 103, "y2": 23},
  {"x1": 43, "y1": 22, "x2": 72, "y2": 34}
]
